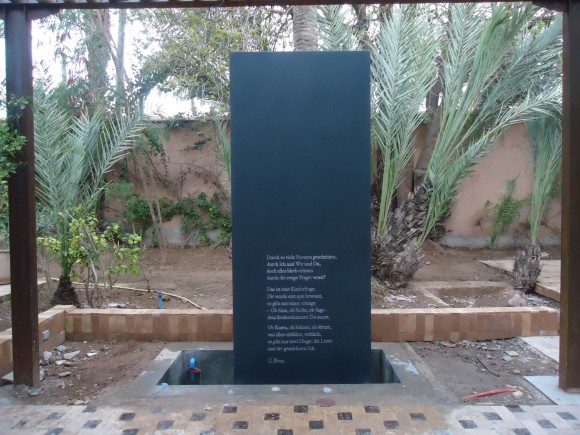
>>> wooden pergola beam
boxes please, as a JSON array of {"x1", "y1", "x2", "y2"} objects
[{"x1": 0, "y1": 0, "x2": 525, "y2": 11}]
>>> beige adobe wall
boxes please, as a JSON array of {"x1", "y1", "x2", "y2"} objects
[
  {"x1": 112, "y1": 120, "x2": 229, "y2": 203},
  {"x1": 435, "y1": 124, "x2": 561, "y2": 247},
  {"x1": 107, "y1": 120, "x2": 230, "y2": 246},
  {"x1": 110, "y1": 120, "x2": 560, "y2": 247}
]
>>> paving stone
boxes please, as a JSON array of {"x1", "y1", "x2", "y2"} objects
[
  {"x1": 483, "y1": 412, "x2": 502, "y2": 421},
  {"x1": 121, "y1": 430, "x2": 138, "y2": 435},
  {"x1": 337, "y1": 412, "x2": 353, "y2": 420},
  {"x1": 45, "y1": 412, "x2": 64, "y2": 421},
  {"x1": 537, "y1": 419, "x2": 556, "y2": 429},
  {"x1": 558, "y1": 411, "x2": 578, "y2": 420},
  {"x1": 294, "y1": 405, "x2": 308, "y2": 413},
  {"x1": 83, "y1": 419, "x2": 101, "y2": 429},
  {"x1": 277, "y1": 430, "x2": 293, "y2": 435},
  {"x1": 199, "y1": 430, "x2": 215, "y2": 435},
  {"x1": 512, "y1": 429, "x2": 531, "y2": 435},
  {"x1": 506, "y1": 405, "x2": 525, "y2": 413},
  {"x1": 120, "y1": 412, "x2": 136, "y2": 421},
  {"x1": 232, "y1": 420, "x2": 249, "y2": 429},
  {"x1": 156, "y1": 420, "x2": 174, "y2": 430},
  {"x1": 191, "y1": 413, "x2": 207, "y2": 421},
  {"x1": 364, "y1": 405, "x2": 380, "y2": 413},
  {"x1": 309, "y1": 420, "x2": 324, "y2": 429},
  {"x1": 44, "y1": 429, "x2": 64, "y2": 435},
  {"x1": 83, "y1": 405, "x2": 97, "y2": 413},
  {"x1": 384, "y1": 420, "x2": 400, "y2": 429},
  {"x1": 355, "y1": 429, "x2": 372, "y2": 435},
  {"x1": 410, "y1": 412, "x2": 427, "y2": 421},
  {"x1": 458, "y1": 419, "x2": 477, "y2": 429},
  {"x1": 264, "y1": 413, "x2": 279, "y2": 421},
  {"x1": 13, "y1": 419, "x2": 27, "y2": 428},
  {"x1": 223, "y1": 405, "x2": 237, "y2": 414}
]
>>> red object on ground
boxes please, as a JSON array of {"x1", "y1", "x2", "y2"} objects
[{"x1": 461, "y1": 388, "x2": 518, "y2": 400}]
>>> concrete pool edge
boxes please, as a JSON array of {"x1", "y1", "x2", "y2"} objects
[{"x1": 117, "y1": 342, "x2": 447, "y2": 406}]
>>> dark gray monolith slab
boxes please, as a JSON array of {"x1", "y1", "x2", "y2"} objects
[{"x1": 231, "y1": 52, "x2": 371, "y2": 384}]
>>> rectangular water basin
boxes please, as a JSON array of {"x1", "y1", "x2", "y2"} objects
[
  {"x1": 159, "y1": 348, "x2": 399, "y2": 386},
  {"x1": 120, "y1": 342, "x2": 442, "y2": 406}
]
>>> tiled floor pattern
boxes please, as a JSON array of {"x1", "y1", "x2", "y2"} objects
[{"x1": 0, "y1": 403, "x2": 579, "y2": 434}]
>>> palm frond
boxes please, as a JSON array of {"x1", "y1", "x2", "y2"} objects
[
  {"x1": 211, "y1": 115, "x2": 231, "y2": 183},
  {"x1": 318, "y1": 5, "x2": 360, "y2": 51},
  {"x1": 420, "y1": 3, "x2": 561, "y2": 242},
  {"x1": 35, "y1": 99, "x2": 147, "y2": 221},
  {"x1": 371, "y1": 5, "x2": 437, "y2": 234},
  {"x1": 527, "y1": 113, "x2": 562, "y2": 243},
  {"x1": 81, "y1": 106, "x2": 148, "y2": 208}
]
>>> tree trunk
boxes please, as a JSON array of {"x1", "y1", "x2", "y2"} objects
[
  {"x1": 293, "y1": 6, "x2": 318, "y2": 51},
  {"x1": 353, "y1": 5, "x2": 370, "y2": 49},
  {"x1": 396, "y1": 158, "x2": 414, "y2": 207},
  {"x1": 93, "y1": 9, "x2": 128, "y2": 114},
  {"x1": 414, "y1": 57, "x2": 444, "y2": 187},
  {"x1": 513, "y1": 242, "x2": 542, "y2": 294},
  {"x1": 134, "y1": 153, "x2": 167, "y2": 264},
  {"x1": 84, "y1": 10, "x2": 111, "y2": 111},
  {"x1": 51, "y1": 275, "x2": 80, "y2": 307},
  {"x1": 116, "y1": 10, "x2": 128, "y2": 113}
]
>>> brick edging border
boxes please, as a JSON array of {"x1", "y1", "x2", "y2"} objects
[
  {"x1": 0, "y1": 306, "x2": 558, "y2": 377},
  {"x1": 63, "y1": 306, "x2": 558, "y2": 343}
]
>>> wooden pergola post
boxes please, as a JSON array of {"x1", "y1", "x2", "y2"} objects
[
  {"x1": 5, "y1": 7, "x2": 40, "y2": 388},
  {"x1": 560, "y1": 0, "x2": 580, "y2": 392}
]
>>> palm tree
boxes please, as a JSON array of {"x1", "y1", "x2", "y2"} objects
[
  {"x1": 318, "y1": 4, "x2": 561, "y2": 289},
  {"x1": 368, "y1": 6, "x2": 436, "y2": 287},
  {"x1": 513, "y1": 113, "x2": 562, "y2": 293},
  {"x1": 34, "y1": 93, "x2": 147, "y2": 305},
  {"x1": 420, "y1": 4, "x2": 562, "y2": 243},
  {"x1": 293, "y1": 6, "x2": 318, "y2": 51},
  {"x1": 369, "y1": 5, "x2": 436, "y2": 237},
  {"x1": 319, "y1": 5, "x2": 436, "y2": 288}
]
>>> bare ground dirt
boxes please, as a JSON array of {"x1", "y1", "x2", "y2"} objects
[{"x1": 0, "y1": 243, "x2": 561, "y2": 406}]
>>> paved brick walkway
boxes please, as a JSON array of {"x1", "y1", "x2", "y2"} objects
[{"x1": 1, "y1": 402, "x2": 579, "y2": 434}]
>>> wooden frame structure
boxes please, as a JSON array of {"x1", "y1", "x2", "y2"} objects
[{"x1": 2, "y1": 0, "x2": 579, "y2": 392}]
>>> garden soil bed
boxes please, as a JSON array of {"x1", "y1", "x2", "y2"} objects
[
  {"x1": 0, "y1": 241, "x2": 560, "y2": 332},
  {"x1": 0, "y1": 242, "x2": 561, "y2": 406},
  {"x1": 0, "y1": 337, "x2": 559, "y2": 406}
]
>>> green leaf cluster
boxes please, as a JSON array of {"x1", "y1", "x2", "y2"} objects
[
  {"x1": 133, "y1": 7, "x2": 292, "y2": 114},
  {"x1": 107, "y1": 182, "x2": 231, "y2": 246},
  {"x1": 488, "y1": 178, "x2": 528, "y2": 246},
  {"x1": 0, "y1": 99, "x2": 28, "y2": 247},
  {"x1": 34, "y1": 84, "x2": 147, "y2": 282},
  {"x1": 0, "y1": 123, "x2": 26, "y2": 243},
  {"x1": 38, "y1": 211, "x2": 142, "y2": 307}
]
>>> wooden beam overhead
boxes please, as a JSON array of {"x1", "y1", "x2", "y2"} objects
[{"x1": 0, "y1": 0, "x2": 518, "y2": 12}]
